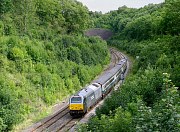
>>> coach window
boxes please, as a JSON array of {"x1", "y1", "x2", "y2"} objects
[
  {"x1": 116, "y1": 70, "x2": 122, "y2": 77},
  {"x1": 105, "y1": 78, "x2": 114, "y2": 88}
]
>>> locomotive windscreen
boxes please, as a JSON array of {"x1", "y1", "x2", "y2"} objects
[{"x1": 70, "y1": 96, "x2": 82, "y2": 103}]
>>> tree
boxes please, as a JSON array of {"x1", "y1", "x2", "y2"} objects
[
  {"x1": 124, "y1": 15, "x2": 153, "y2": 40},
  {"x1": 61, "y1": 0, "x2": 90, "y2": 33},
  {"x1": 67, "y1": 46, "x2": 82, "y2": 64},
  {"x1": 0, "y1": 21, "x2": 4, "y2": 36},
  {"x1": 12, "y1": 0, "x2": 37, "y2": 35},
  {"x1": 36, "y1": 0, "x2": 65, "y2": 35},
  {"x1": 0, "y1": 0, "x2": 12, "y2": 16},
  {"x1": 161, "y1": 0, "x2": 180, "y2": 35}
]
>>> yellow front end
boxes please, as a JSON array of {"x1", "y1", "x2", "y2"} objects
[{"x1": 69, "y1": 104, "x2": 84, "y2": 111}]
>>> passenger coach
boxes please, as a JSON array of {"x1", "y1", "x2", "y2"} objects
[{"x1": 69, "y1": 58, "x2": 127, "y2": 116}]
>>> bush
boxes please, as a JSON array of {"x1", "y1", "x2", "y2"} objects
[{"x1": 0, "y1": 21, "x2": 4, "y2": 36}]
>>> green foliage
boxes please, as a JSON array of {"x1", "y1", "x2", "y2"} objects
[
  {"x1": 0, "y1": 0, "x2": 91, "y2": 38},
  {"x1": 80, "y1": 72, "x2": 179, "y2": 131},
  {"x1": 11, "y1": 0, "x2": 37, "y2": 36},
  {"x1": 92, "y1": 3, "x2": 164, "y2": 40},
  {"x1": 161, "y1": 0, "x2": 180, "y2": 35},
  {"x1": 0, "y1": 0, "x2": 12, "y2": 15},
  {"x1": 0, "y1": 21, "x2": 4, "y2": 36},
  {"x1": 133, "y1": 74, "x2": 180, "y2": 132},
  {"x1": 96, "y1": 68, "x2": 163, "y2": 117},
  {"x1": 77, "y1": 65, "x2": 91, "y2": 86},
  {"x1": 0, "y1": 0, "x2": 110, "y2": 130},
  {"x1": 61, "y1": 0, "x2": 90, "y2": 33},
  {"x1": 124, "y1": 15, "x2": 153, "y2": 40},
  {"x1": 0, "y1": 118, "x2": 6, "y2": 131},
  {"x1": 79, "y1": 44, "x2": 96, "y2": 65},
  {"x1": 35, "y1": 0, "x2": 65, "y2": 37},
  {"x1": 8, "y1": 47, "x2": 25, "y2": 60},
  {"x1": 0, "y1": 34, "x2": 109, "y2": 130},
  {"x1": 81, "y1": 107, "x2": 133, "y2": 132},
  {"x1": 67, "y1": 46, "x2": 82, "y2": 64},
  {"x1": 0, "y1": 76, "x2": 22, "y2": 131},
  {"x1": 82, "y1": 2, "x2": 180, "y2": 132},
  {"x1": 109, "y1": 35, "x2": 180, "y2": 87}
]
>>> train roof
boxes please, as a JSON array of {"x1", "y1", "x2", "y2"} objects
[
  {"x1": 117, "y1": 59, "x2": 127, "y2": 65},
  {"x1": 95, "y1": 59, "x2": 126, "y2": 85},
  {"x1": 78, "y1": 87, "x2": 94, "y2": 98},
  {"x1": 95, "y1": 71, "x2": 113, "y2": 85},
  {"x1": 95, "y1": 65, "x2": 121, "y2": 85},
  {"x1": 87, "y1": 83, "x2": 100, "y2": 92}
]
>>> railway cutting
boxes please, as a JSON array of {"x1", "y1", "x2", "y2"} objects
[{"x1": 24, "y1": 48, "x2": 128, "y2": 132}]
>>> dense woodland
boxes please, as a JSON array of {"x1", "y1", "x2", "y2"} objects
[
  {"x1": 78, "y1": 0, "x2": 180, "y2": 131},
  {"x1": 0, "y1": 0, "x2": 179, "y2": 131},
  {"x1": 0, "y1": 0, "x2": 110, "y2": 131}
]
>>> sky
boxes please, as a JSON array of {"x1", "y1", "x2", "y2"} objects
[{"x1": 77, "y1": 0, "x2": 165, "y2": 13}]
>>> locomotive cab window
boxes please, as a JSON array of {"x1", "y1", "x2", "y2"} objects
[{"x1": 71, "y1": 97, "x2": 82, "y2": 103}]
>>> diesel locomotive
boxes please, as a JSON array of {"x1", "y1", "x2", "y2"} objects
[{"x1": 69, "y1": 58, "x2": 127, "y2": 116}]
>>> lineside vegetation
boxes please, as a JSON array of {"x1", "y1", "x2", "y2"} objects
[
  {"x1": 78, "y1": 0, "x2": 180, "y2": 131},
  {"x1": 0, "y1": 0, "x2": 110, "y2": 131}
]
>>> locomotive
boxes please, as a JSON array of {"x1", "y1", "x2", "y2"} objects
[{"x1": 69, "y1": 58, "x2": 127, "y2": 116}]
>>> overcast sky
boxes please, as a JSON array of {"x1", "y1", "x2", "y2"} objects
[{"x1": 77, "y1": 0, "x2": 165, "y2": 13}]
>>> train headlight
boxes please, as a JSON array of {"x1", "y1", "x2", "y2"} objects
[{"x1": 69, "y1": 105, "x2": 74, "y2": 110}]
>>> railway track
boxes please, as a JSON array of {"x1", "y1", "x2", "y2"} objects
[
  {"x1": 108, "y1": 48, "x2": 123, "y2": 70},
  {"x1": 24, "y1": 48, "x2": 125, "y2": 132}
]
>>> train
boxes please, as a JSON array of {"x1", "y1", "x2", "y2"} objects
[{"x1": 69, "y1": 58, "x2": 127, "y2": 116}]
